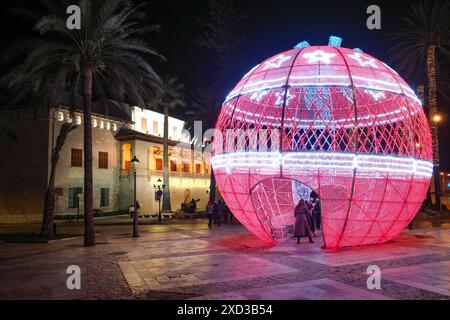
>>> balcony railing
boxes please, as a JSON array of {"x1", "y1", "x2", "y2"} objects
[{"x1": 120, "y1": 168, "x2": 210, "y2": 179}]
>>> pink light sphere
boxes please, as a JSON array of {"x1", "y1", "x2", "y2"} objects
[{"x1": 211, "y1": 39, "x2": 433, "y2": 249}]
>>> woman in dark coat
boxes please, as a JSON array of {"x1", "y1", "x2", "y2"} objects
[
  {"x1": 306, "y1": 199, "x2": 316, "y2": 236},
  {"x1": 294, "y1": 200, "x2": 314, "y2": 244}
]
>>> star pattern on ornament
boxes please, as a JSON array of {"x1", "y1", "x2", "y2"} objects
[
  {"x1": 302, "y1": 50, "x2": 336, "y2": 64},
  {"x1": 250, "y1": 90, "x2": 269, "y2": 103},
  {"x1": 262, "y1": 54, "x2": 291, "y2": 71},
  {"x1": 348, "y1": 52, "x2": 378, "y2": 68},
  {"x1": 365, "y1": 90, "x2": 385, "y2": 101}
]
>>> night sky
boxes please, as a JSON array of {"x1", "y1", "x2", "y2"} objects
[{"x1": 1, "y1": 0, "x2": 449, "y2": 169}]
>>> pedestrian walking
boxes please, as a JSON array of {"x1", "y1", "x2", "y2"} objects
[
  {"x1": 313, "y1": 198, "x2": 321, "y2": 230},
  {"x1": 306, "y1": 199, "x2": 316, "y2": 236},
  {"x1": 212, "y1": 200, "x2": 220, "y2": 226},
  {"x1": 216, "y1": 199, "x2": 225, "y2": 227},
  {"x1": 294, "y1": 199, "x2": 314, "y2": 244},
  {"x1": 206, "y1": 199, "x2": 214, "y2": 228}
]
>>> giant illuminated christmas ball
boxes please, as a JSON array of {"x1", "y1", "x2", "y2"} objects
[{"x1": 211, "y1": 37, "x2": 433, "y2": 249}]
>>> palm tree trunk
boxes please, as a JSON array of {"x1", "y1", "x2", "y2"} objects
[
  {"x1": 41, "y1": 161, "x2": 57, "y2": 237},
  {"x1": 417, "y1": 85, "x2": 433, "y2": 206},
  {"x1": 162, "y1": 105, "x2": 172, "y2": 212},
  {"x1": 83, "y1": 68, "x2": 95, "y2": 246},
  {"x1": 427, "y1": 46, "x2": 441, "y2": 209},
  {"x1": 209, "y1": 167, "x2": 216, "y2": 203}
]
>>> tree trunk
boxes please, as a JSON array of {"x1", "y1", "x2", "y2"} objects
[
  {"x1": 209, "y1": 166, "x2": 216, "y2": 203},
  {"x1": 417, "y1": 84, "x2": 433, "y2": 207},
  {"x1": 41, "y1": 137, "x2": 59, "y2": 237},
  {"x1": 41, "y1": 190, "x2": 56, "y2": 237},
  {"x1": 162, "y1": 105, "x2": 172, "y2": 212},
  {"x1": 83, "y1": 68, "x2": 95, "y2": 246},
  {"x1": 427, "y1": 45, "x2": 441, "y2": 209}
]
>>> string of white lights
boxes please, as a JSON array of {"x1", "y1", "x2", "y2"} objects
[{"x1": 211, "y1": 152, "x2": 433, "y2": 178}]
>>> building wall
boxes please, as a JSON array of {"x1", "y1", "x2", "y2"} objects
[
  {"x1": 52, "y1": 109, "x2": 126, "y2": 215},
  {"x1": 0, "y1": 109, "x2": 50, "y2": 223},
  {"x1": 131, "y1": 107, "x2": 188, "y2": 142},
  {"x1": 119, "y1": 139, "x2": 211, "y2": 214},
  {"x1": 0, "y1": 107, "x2": 211, "y2": 223}
]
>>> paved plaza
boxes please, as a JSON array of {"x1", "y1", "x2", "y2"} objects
[{"x1": 0, "y1": 217, "x2": 449, "y2": 300}]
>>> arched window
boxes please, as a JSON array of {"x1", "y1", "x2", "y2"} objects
[{"x1": 57, "y1": 112, "x2": 64, "y2": 122}]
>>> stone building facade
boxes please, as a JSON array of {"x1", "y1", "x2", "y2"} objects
[{"x1": 0, "y1": 103, "x2": 211, "y2": 224}]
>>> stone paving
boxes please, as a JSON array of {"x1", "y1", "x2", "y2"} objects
[{"x1": 0, "y1": 216, "x2": 449, "y2": 300}]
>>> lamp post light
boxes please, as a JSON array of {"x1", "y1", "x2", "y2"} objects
[
  {"x1": 153, "y1": 178, "x2": 164, "y2": 223},
  {"x1": 131, "y1": 156, "x2": 140, "y2": 237},
  {"x1": 433, "y1": 114, "x2": 442, "y2": 124}
]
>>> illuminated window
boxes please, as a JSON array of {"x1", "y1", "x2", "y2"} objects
[
  {"x1": 106, "y1": 122, "x2": 111, "y2": 130},
  {"x1": 155, "y1": 158, "x2": 163, "y2": 171},
  {"x1": 76, "y1": 116, "x2": 82, "y2": 125},
  {"x1": 99, "y1": 121, "x2": 104, "y2": 129},
  {"x1": 195, "y1": 163, "x2": 201, "y2": 174},
  {"x1": 99, "y1": 152, "x2": 108, "y2": 169},
  {"x1": 57, "y1": 112, "x2": 64, "y2": 121},
  {"x1": 141, "y1": 118, "x2": 148, "y2": 132},
  {"x1": 100, "y1": 188, "x2": 110, "y2": 207},
  {"x1": 153, "y1": 121, "x2": 159, "y2": 135},
  {"x1": 112, "y1": 123, "x2": 117, "y2": 131},
  {"x1": 170, "y1": 160, "x2": 177, "y2": 172},
  {"x1": 71, "y1": 149, "x2": 83, "y2": 167},
  {"x1": 92, "y1": 119, "x2": 97, "y2": 127}
]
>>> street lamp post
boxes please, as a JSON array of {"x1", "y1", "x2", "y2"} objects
[
  {"x1": 153, "y1": 178, "x2": 164, "y2": 223},
  {"x1": 131, "y1": 156, "x2": 140, "y2": 237}
]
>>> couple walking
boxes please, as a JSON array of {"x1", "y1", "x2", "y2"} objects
[
  {"x1": 206, "y1": 199, "x2": 226, "y2": 228},
  {"x1": 294, "y1": 199, "x2": 320, "y2": 244}
]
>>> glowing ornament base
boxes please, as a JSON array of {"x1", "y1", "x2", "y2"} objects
[{"x1": 212, "y1": 152, "x2": 432, "y2": 248}]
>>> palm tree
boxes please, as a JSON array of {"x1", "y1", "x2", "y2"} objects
[
  {"x1": 196, "y1": 0, "x2": 245, "y2": 203},
  {"x1": 187, "y1": 87, "x2": 222, "y2": 202},
  {"x1": 157, "y1": 76, "x2": 186, "y2": 213},
  {"x1": 1, "y1": 0, "x2": 163, "y2": 245},
  {"x1": 42, "y1": 123, "x2": 78, "y2": 237},
  {"x1": 391, "y1": 0, "x2": 450, "y2": 209}
]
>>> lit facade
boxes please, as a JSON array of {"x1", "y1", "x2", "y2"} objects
[
  {"x1": 0, "y1": 103, "x2": 211, "y2": 223},
  {"x1": 212, "y1": 40, "x2": 433, "y2": 248}
]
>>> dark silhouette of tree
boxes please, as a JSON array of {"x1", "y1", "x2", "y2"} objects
[
  {"x1": 1, "y1": 0, "x2": 163, "y2": 245},
  {"x1": 193, "y1": 0, "x2": 245, "y2": 202},
  {"x1": 42, "y1": 123, "x2": 78, "y2": 237},
  {"x1": 155, "y1": 76, "x2": 186, "y2": 213}
]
